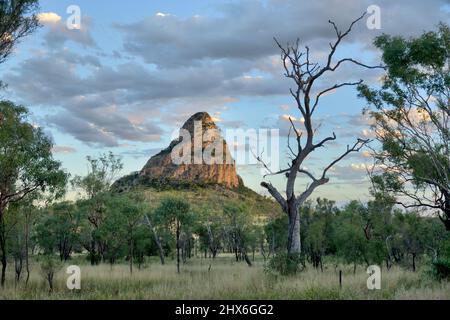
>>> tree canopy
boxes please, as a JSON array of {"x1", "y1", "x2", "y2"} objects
[
  {"x1": 0, "y1": 0, "x2": 40, "y2": 64},
  {"x1": 358, "y1": 23, "x2": 450, "y2": 230},
  {"x1": 0, "y1": 101, "x2": 68, "y2": 217}
]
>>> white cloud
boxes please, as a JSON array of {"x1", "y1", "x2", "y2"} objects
[
  {"x1": 281, "y1": 114, "x2": 305, "y2": 123},
  {"x1": 38, "y1": 12, "x2": 62, "y2": 25},
  {"x1": 5, "y1": 0, "x2": 448, "y2": 149}
]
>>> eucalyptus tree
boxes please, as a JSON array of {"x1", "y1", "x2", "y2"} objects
[
  {"x1": 223, "y1": 203, "x2": 252, "y2": 266},
  {"x1": 359, "y1": 23, "x2": 450, "y2": 230},
  {"x1": 0, "y1": 0, "x2": 41, "y2": 64},
  {"x1": 0, "y1": 101, "x2": 67, "y2": 286},
  {"x1": 258, "y1": 14, "x2": 380, "y2": 258},
  {"x1": 154, "y1": 197, "x2": 194, "y2": 273},
  {"x1": 34, "y1": 202, "x2": 80, "y2": 261},
  {"x1": 112, "y1": 194, "x2": 144, "y2": 274},
  {"x1": 72, "y1": 153, "x2": 123, "y2": 264}
]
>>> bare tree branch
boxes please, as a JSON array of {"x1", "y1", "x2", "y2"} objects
[
  {"x1": 321, "y1": 139, "x2": 370, "y2": 180},
  {"x1": 261, "y1": 182, "x2": 287, "y2": 212}
]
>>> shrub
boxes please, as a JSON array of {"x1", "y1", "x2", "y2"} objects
[
  {"x1": 265, "y1": 252, "x2": 304, "y2": 276},
  {"x1": 39, "y1": 255, "x2": 62, "y2": 293},
  {"x1": 431, "y1": 259, "x2": 450, "y2": 281}
]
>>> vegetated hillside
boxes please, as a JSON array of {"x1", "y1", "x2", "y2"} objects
[
  {"x1": 112, "y1": 111, "x2": 283, "y2": 223},
  {"x1": 118, "y1": 182, "x2": 283, "y2": 224}
]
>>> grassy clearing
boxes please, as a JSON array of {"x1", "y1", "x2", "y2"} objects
[{"x1": 0, "y1": 256, "x2": 449, "y2": 300}]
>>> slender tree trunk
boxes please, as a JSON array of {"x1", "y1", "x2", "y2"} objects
[
  {"x1": 188, "y1": 239, "x2": 192, "y2": 259},
  {"x1": 0, "y1": 215, "x2": 7, "y2": 287},
  {"x1": 412, "y1": 253, "x2": 416, "y2": 272},
  {"x1": 176, "y1": 220, "x2": 180, "y2": 274},
  {"x1": 14, "y1": 255, "x2": 23, "y2": 286},
  {"x1": 194, "y1": 240, "x2": 198, "y2": 258},
  {"x1": 287, "y1": 201, "x2": 301, "y2": 256},
  {"x1": 260, "y1": 241, "x2": 267, "y2": 262},
  {"x1": 47, "y1": 272, "x2": 54, "y2": 293},
  {"x1": 441, "y1": 203, "x2": 450, "y2": 231},
  {"x1": 129, "y1": 239, "x2": 133, "y2": 275},
  {"x1": 1, "y1": 246, "x2": 6, "y2": 287},
  {"x1": 144, "y1": 214, "x2": 165, "y2": 265},
  {"x1": 242, "y1": 247, "x2": 252, "y2": 267},
  {"x1": 25, "y1": 215, "x2": 30, "y2": 286},
  {"x1": 89, "y1": 240, "x2": 97, "y2": 266}
]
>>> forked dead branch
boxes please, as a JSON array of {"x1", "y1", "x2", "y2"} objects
[{"x1": 258, "y1": 13, "x2": 384, "y2": 256}]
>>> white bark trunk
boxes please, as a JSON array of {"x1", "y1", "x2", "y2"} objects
[{"x1": 288, "y1": 207, "x2": 301, "y2": 255}]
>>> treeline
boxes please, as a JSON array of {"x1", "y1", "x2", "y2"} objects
[
  {"x1": 4, "y1": 152, "x2": 449, "y2": 288},
  {"x1": 299, "y1": 197, "x2": 448, "y2": 273}
]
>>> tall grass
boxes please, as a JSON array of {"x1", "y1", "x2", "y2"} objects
[{"x1": 0, "y1": 256, "x2": 448, "y2": 300}]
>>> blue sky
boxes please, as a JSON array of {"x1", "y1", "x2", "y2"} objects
[{"x1": 1, "y1": 0, "x2": 449, "y2": 203}]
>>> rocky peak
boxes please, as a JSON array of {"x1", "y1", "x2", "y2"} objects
[
  {"x1": 181, "y1": 112, "x2": 217, "y2": 133},
  {"x1": 113, "y1": 112, "x2": 243, "y2": 192}
]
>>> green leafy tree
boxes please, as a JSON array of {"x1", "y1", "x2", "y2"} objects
[
  {"x1": 97, "y1": 216, "x2": 126, "y2": 268},
  {"x1": 303, "y1": 199, "x2": 338, "y2": 271},
  {"x1": 195, "y1": 205, "x2": 224, "y2": 259},
  {"x1": 223, "y1": 202, "x2": 252, "y2": 266},
  {"x1": 0, "y1": 101, "x2": 67, "y2": 286},
  {"x1": 265, "y1": 215, "x2": 288, "y2": 256},
  {"x1": 72, "y1": 152, "x2": 123, "y2": 199},
  {"x1": 34, "y1": 202, "x2": 80, "y2": 261},
  {"x1": 3, "y1": 198, "x2": 40, "y2": 286},
  {"x1": 332, "y1": 201, "x2": 370, "y2": 272},
  {"x1": 132, "y1": 225, "x2": 153, "y2": 270},
  {"x1": 17, "y1": 199, "x2": 38, "y2": 285},
  {"x1": 3, "y1": 202, "x2": 25, "y2": 285},
  {"x1": 38, "y1": 254, "x2": 62, "y2": 293},
  {"x1": 72, "y1": 153, "x2": 123, "y2": 265},
  {"x1": 358, "y1": 23, "x2": 450, "y2": 230},
  {"x1": 0, "y1": 1, "x2": 40, "y2": 66},
  {"x1": 154, "y1": 197, "x2": 194, "y2": 273},
  {"x1": 105, "y1": 194, "x2": 144, "y2": 274},
  {"x1": 394, "y1": 212, "x2": 428, "y2": 272}
]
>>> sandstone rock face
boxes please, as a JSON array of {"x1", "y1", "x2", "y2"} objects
[{"x1": 114, "y1": 112, "x2": 243, "y2": 191}]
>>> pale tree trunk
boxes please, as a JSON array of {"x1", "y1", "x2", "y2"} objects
[
  {"x1": 440, "y1": 192, "x2": 450, "y2": 231},
  {"x1": 25, "y1": 213, "x2": 30, "y2": 286},
  {"x1": 176, "y1": 220, "x2": 180, "y2": 274},
  {"x1": 129, "y1": 230, "x2": 134, "y2": 275},
  {"x1": 287, "y1": 201, "x2": 301, "y2": 255},
  {"x1": 144, "y1": 214, "x2": 165, "y2": 265}
]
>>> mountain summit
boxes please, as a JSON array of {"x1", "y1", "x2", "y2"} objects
[{"x1": 114, "y1": 112, "x2": 243, "y2": 192}]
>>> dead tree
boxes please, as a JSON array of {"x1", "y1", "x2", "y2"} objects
[
  {"x1": 259, "y1": 13, "x2": 382, "y2": 257},
  {"x1": 144, "y1": 214, "x2": 165, "y2": 265}
]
